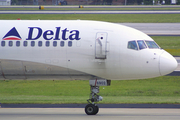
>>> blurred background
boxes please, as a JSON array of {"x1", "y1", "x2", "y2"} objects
[{"x1": 0, "y1": 0, "x2": 179, "y2": 6}]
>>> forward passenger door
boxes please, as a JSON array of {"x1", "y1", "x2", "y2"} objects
[{"x1": 95, "y1": 32, "x2": 108, "y2": 59}]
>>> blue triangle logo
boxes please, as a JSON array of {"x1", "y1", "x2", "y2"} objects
[{"x1": 3, "y1": 27, "x2": 22, "y2": 40}]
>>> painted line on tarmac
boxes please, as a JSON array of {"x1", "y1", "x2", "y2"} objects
[
  {"x1": 1, "y1": 104, "x2": 180, "y2": 108},
  {"x1": 167, "y1": 71, "x2": 180, "y2": 76}
]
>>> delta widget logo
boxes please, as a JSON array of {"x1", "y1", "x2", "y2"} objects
[{"x1": 3, "y1": 27, "x2": 22, "y2": 40}]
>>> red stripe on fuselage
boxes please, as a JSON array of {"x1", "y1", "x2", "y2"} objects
[{"x1": 3, "y1": 37, "x2": 21, "y2": 40}]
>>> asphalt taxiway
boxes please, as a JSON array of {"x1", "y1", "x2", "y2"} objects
[
  {"x1": 0, "y1": 108, "x2": 180, "y2": 120},
  {"x1": 1, "y1": 5, "x2": 180, "y2": 8},
  {"x1": 119, "y1": 23, "x2": 180, "y2": 36},
  {"x1": 175, "y1": 57, "x2": 180, "y2": 71}
]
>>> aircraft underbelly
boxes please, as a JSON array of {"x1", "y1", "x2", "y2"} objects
[
  {"x1": 0, "y1": 60, "x2": 26, "y2": 79},
  {"x1": 0, "y1": 59, "x2": 92, "y2": 80}
]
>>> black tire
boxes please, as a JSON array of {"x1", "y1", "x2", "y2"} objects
[
  {"x1": 85, "y1": 104, "x2": 99, "y2": 115},
  {"x1": 94, "y1": 105, "x2": 99, "y2": 115}
]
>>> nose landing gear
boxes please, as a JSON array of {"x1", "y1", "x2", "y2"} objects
[
  {"x1": 85, "y1": 86, "x2": 101, "y2": 115},
  {"x1": 85, "y1": 79, "x2": 111, "y2": 115}
]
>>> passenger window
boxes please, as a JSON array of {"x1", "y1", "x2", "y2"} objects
[
  {"x1": 145, "y1": 41, "x2": 159, "y2": 49},
  {"x1": 16, "y1": 41, "x2": 20, "y2": 47},
  {"x1": 127, "y1": 41, "x2": 138, "y2": 50},
  {"x1": 68, "y1": 41, "x2": 72, "y2": 47},
  {"x1": 38, "y1": 41, "x2": 42, "y2": 47},
  {"x1": 31, "y1": 41, "x2": 35, "y2": 47},
  {"x1": 60, "y1": 41, "x2": 64, "y2": 47},
  {"x1": 1, "y1": 41, "x2": 5, "y2": 47},
  {"x1": 53, "y1": 41, "x2": 57, "y2": 47},
  {"x1": 46, "y1": 41, "x2": 50, "y2": 47},
  {"x1": 137, "y1": 40, "x2": 147, "y2": 50},
  {"x1": 9, "y1": 41, "x2": 13, "y2": 47},
  {"x1": 24, "y1": 41, "x2": 28, "y2": 47}
]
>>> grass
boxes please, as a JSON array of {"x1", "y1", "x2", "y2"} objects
[
  {"x1": 0, "y1": 76, "x2": 180, "y2": 104},
  {"x1": 153, "y1": 36, "x2": 180, "y2": 49},
  {"x1": 152, "y1": 36, "x2": 180, "y2": 56},
  {"x1": 0, "y1": 14, "x2": 180, "y2": 23},
  {"x1": 1, "y1": 96, "x2": 179, "y2": 104}
]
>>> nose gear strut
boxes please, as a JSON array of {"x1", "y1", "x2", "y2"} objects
[{"x1": 85, "y1": 79, "x2": 111, "y2": 115}]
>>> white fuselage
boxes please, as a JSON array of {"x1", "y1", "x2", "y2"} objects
[{"x1": 0, "y1": 20, "x2": 177, "y2": 80}]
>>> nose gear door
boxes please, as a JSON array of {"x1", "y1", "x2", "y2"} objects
[{"x1": 95, "y1": 32, "x2": 108, "y2": 59}]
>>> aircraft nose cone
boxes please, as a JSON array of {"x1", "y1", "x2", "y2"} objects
[{"x1": 159, "y1": 51, "x2": 178, "y2": 76}]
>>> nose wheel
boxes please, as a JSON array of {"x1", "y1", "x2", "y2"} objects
[{"x1": 85, "y1": 104, "x2": 99, "y2": 115}]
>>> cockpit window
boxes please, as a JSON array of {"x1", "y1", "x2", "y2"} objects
[
  {"x1": 127, "y1": 41, "x2": 138, "y2": 50},
  {"x1": 137, "y1": 40, "x2": 147, "y2": 50},
  {"x1": 145, "y1": 41, "x2": 160, "y2": 49}
]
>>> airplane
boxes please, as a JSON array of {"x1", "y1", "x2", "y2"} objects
[{"x1": 0, "y1": 20, "x2": 178, "y2": 115}]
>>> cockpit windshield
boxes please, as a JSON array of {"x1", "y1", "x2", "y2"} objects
[
  {"x1": 137, "y1": 40, "x2": 147, "y2": 50},
  {"x1": 127, "y1": 40, "x2": 160, "y2": 50},
  {"x1": 127, "y1": 41, "x2": 138, "y2": 50},
  {"x1": 145, "y1": 41, "x2": 160, "y2": 49}
]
